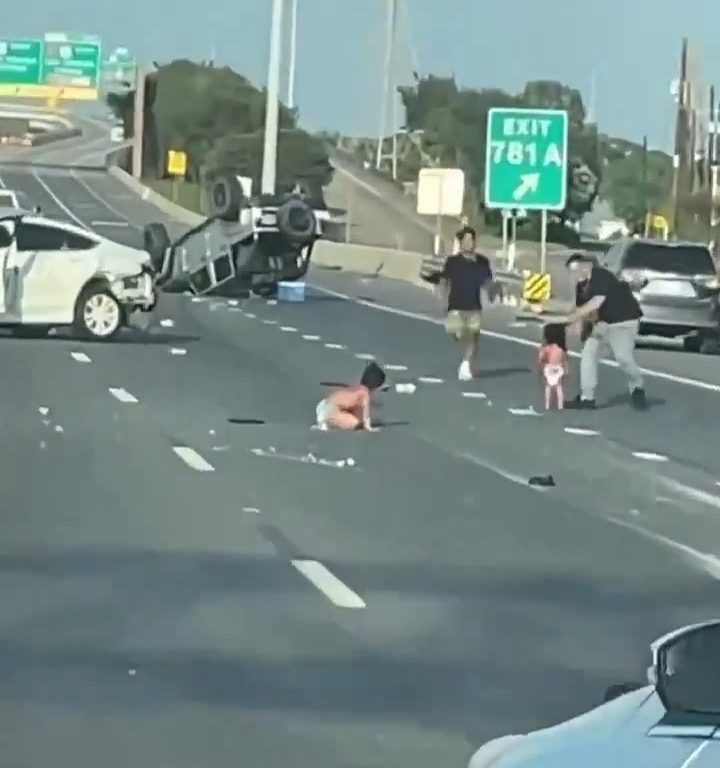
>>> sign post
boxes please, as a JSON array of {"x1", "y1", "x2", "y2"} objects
[
  {"x1": 167, "y1": 150, "x2": 188, "y2": 203},
  {"x1": 417, "y1": 167, "x2": 465, "y2": 256},
  {"x1": 484, "y1": 108, "x2": 569, "y2": 273}
]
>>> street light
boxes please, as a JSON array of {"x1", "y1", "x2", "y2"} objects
[
  {"x1": 261, "y1": 0, "x2": 284, "y2": 195},
  {"x1": 288, "y1": 0, "x2": 298, "y2": 110}
]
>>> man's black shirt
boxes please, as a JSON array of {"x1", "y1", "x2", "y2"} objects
[
  {"x1": 441, "y1": 253, "x2": 493, "y2": 311},
  {"x1": 582, "y1": 266, "x2": 642, "y2": 324}
]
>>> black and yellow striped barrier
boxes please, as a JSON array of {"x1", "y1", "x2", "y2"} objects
[{"x1": 522, "y1": 272, "x2": 552, "y2": 303}]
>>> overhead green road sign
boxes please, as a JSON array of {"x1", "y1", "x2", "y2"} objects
[
  {"x1": 0, "y1": 39, "x2": 43, "y2": 85},
  {"x1": 484, "y1": 107, "x2": 569, "y2": 211},
  {"x1": 43, "y1": 37, "x2": 101, "y2": 90}
]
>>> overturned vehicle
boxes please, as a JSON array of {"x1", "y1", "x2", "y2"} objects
[{"x1": 144, "y1": 173, "x2": 336, "y2": 298}]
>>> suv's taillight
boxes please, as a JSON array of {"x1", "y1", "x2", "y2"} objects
[{"x1": 620, "y1": 269, "x2": 647, "y2": 289}]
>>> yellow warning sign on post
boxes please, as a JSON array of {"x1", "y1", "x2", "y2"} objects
[
  {"x1": 522, "y1": 272, "x2": 551, "y2": 303},
  {"x1": 166, "y1": 150, "x2": 187, "y2": 177}
]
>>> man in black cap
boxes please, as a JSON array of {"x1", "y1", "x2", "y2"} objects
[{"x1": 562, "y1": 252, "x2": 647, "y2": 410}]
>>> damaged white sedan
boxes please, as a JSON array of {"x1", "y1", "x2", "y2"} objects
[{"x1": 0, "y1": 207, "x2": 156, "y2": 340}]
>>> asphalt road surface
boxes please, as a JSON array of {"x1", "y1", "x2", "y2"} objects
[{"x1": 1, "y1": 162, "x2": 720, "y2": 768}]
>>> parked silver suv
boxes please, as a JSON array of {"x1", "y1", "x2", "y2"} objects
[{"x1": 601, "y1": 238, "x2": 720, "y2": 352}]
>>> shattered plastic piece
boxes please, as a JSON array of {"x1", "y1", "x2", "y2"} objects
[
  {"x1": 39, "y1": 441, "x2": 47, "y2": 450},
  {"x1": 38, "y1": 406, "x2": 49, "y2": 416},
  {"x1": 128, "y1": 669, "x2": 137, "y2": 676},
  {"x1": 346, "y1": 458, "x2": 356, "y2": 467},
  {"x1": 54, "y1": 425, "x2": 64, "y2": 433},
  {"x1": 42, "y1": 419, "x2": 51, "y2": 426},
  {"x1": 209, "y1": 429, "x2": 216, "y2": 436},
  {"x1": 528, "y1": 475, "x2": 555, "y2": 487}
]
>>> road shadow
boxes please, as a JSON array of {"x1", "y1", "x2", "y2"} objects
[
  {"x1": 77, "y1": 331, "x2": 200, "y2": 346},
  {"x1": 476, "y1": 366, "x2": 532, "y2": 379},
  {"x1": 597, "y1": 393, "x2": 666, "y2": 410},
  {"x1": 228, "y1": 418, "x2": 267, "y2": 425},
  {"x1": 373, "y1": 419, "x2": 410, "y2": 428}
]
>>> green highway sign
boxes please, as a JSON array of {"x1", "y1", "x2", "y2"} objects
[
  {"x1": 484, "y1": 107, "x2": 569, "y2": 210},
  {"x1": 0, "y1": 39, "x2": 43, "y2": 85},
  {"x1": 43, "y1": 35, "x2": 101, "y2": 90}
]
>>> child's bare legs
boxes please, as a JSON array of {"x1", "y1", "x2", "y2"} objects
[
  {"x1": 544, "y1": 384, "x2": 552, "y2": 410},
  {"x1": 328, "y1": 410, "x2": 361, "y2": 430},
  {"x1": 556, "y1": 383, "x2": 564, "y2": 410}
]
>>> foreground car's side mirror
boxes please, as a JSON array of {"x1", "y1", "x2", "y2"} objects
[{"x1": 651, "y1": 619, "x2": 720, "y2": 715}]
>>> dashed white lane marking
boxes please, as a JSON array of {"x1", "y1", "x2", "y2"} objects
[
  {"x1": 419, "y1": 376, "x2": 443, "y2": 383},
  {"x1": 564, "y1": 427, "x2": 600, "y2": 436},
  {"x1": 291, "y1": 559, "x2": 366, "y2": 609},
  {"x1": 385, "y1": 364, "x2": 407, "y2": 371},
  {"x1": 609, "y1": 517, "x2": 720, "y2": 581},
  {"x1": 170, "y1": 347, "x2": 187, "y2": 356},
  {"x1": 280, "y1": 325, "x2": 297, "y2": 332},
  {"x1": 303, "y1": 334, "x2": 321, "y2": 340},
  {"x1": 172, "y1": 446, "x2": 215, "y2": 472},
  {"x1": 228, "y1": 300, "x2": 239, "y2": 307},
  {"x1": 310, "y1": 284, "x2": 720, "y2": 394},
  {"x1": 632, "y1": 451, "x2": 668, "y2": 462},
  {"x1": 108, "y1": 387, "x2": 139, "y2": 404},
  {"x1": 324, "y1": 343, "x2": 346, "y2": 349},
  {"x1": 508, "y1": 321, "x2": 527, "y2": 328},
  {"x1": 160, "y1": 319, "x2": 174, "y2": 328},
  {"x1": 70, "y1": 351, "x2": 91, "y2": 363},
  {"x1": 245, "y1": 312, "x2": 257, "y2": 319},
  {"x1": 355, "y1": 353, "x2": 375, "y2": 360},
  {"x1": 462, "y1": 391, "x2": 487, "y2": 399},
  {"x1": 508, "y1": 406, "x2": 540, "y2": 416},
  {"x1": 263, "y1": 319, "x2": 278, "y2": 325},
  {"x1": 242, "y1": 506, "x2": 260, "y2": 514},
  {"x1": 191, "y1": 297, "x2": 205, "y2": 303}
]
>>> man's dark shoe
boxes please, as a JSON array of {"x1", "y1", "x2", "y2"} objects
[
  {"x1": 631, "y1": 388, "x2": 648, "y2": 410},
  {"x1": 566, "y1": 396, "x2": 596, "y2": 410}
]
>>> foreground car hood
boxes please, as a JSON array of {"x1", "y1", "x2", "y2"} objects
[
  {"x1": 97, "y1": 242, "x2": 151, "y2": 277},
  {"x1": 472, "y1": 687, "x2": 720, "y2": 768}
]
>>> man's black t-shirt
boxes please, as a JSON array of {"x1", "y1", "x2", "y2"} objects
[
  {"x1": 583, "y1": 266, "x2": 642, "y2": 324},
  {"x1": 441, "y1": 253, "x2": 493, "y2": 311}
]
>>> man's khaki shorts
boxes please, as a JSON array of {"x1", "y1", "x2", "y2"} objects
[{"x1": 445, "y1": 310, "x2": 482, "y2": 339}]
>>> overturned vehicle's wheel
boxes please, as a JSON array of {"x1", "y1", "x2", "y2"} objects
[{"x1": 143, "y1": 222, "x2": 171, "y2": 274}]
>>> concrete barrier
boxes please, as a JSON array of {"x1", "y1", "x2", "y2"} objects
[
  {"x1": 108, "y1": 165, "x2": 205, "y2": 227},
  {"x1": 28, "y1": 127, "x2": 82, "y2": 146}
]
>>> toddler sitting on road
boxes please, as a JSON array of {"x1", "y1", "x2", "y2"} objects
[{"x1": 315, "y1": 362, "x2": 386, "y2": 431}]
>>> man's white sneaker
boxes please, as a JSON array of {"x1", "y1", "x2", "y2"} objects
[{"x1": 458, "y1": 361, "x2": 472, "y2": 381}]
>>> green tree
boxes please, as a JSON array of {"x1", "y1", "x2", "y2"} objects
[{"x1": 106, "y1": 59, "x2": 332, "y2": 202}]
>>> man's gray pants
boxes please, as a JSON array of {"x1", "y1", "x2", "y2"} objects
[{"x1": 580, "y1": 319, "x2": 644, "y2": 401}]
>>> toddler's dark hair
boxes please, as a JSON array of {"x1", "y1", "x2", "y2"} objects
[
  {"x1": 542, "y1": 323, "x2": 567, "y2": 350},
  {"x1": 360, "y1": 361, "x2": 386, "y2": 391}
]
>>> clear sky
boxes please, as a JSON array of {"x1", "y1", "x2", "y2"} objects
[{"x1": 8, "y1": 0, "x2": 720, "y2": 150}]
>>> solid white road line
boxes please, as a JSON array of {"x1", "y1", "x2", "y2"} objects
[
  {"x1": 70, "y1": 171, "x2": 142, "y2": 230},
  {"x1": 70, "y1": 351, "x2": 91, "y2": 363},
  {"x1": 291, "y1": 559, "x2": 366, "y2": 609},
  {"x1": 662, "y1": 478, "x2": 720, "y2": 510},
  {"x1": 310, "y1": 283, "x2": 720, "y2": 394},
  {"x1": 172, "y1": 446, "x2": 215, "y2": 472},
  {"x1": 609, "y1": 517, "x2": 720, "y2": 581},
  {"x1": 108, "y1": 387, "x2": 139, "y2": 404},
  {"x1": 90, "y1": 220, "x2": 129, "y2": 227},
  {"x1": 32, "y1": 173, "x2": 89, "y2": 228}
]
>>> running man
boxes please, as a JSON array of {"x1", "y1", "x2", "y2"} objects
[
  {"x1": 315, "y1": 362, "x2": 386, "y2": 431},
  {"x1": 434, "y1": 226, "x2": 501, "y2": 380}
]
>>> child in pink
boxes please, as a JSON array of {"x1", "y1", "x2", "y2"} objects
[{"x1": 538, "y1": 323, "x2": 568, "y2": 410}]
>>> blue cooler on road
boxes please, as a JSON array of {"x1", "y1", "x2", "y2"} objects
[{"x1": 278, "y1": 281, "x2": 306, "y2": 302}]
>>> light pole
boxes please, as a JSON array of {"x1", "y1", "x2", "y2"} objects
[
  {"x1": 261, "y1": 0, "x2": 284, "y2": 195},
  {"x1": 287, "y1": 0, "x2": 298, "y2": 110},
  {"x1": 375, "y1": 0, "x2": 397, "y2": 171}
]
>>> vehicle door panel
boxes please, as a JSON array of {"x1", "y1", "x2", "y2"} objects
[{"x1": 15, "y1": 223, "x2": 98, "y2": 321}]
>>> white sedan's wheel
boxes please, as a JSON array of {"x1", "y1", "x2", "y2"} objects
[{"x1": 75, "y1": 287, "x2": 122, "y2": 340}]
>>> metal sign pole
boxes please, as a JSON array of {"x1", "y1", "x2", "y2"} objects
[{"x1": 540, "y1": 208, "x2": 548, "y2": 274}]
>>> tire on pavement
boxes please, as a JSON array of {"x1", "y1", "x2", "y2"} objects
[{"x1": 73, "y1": 282, "x2": 124, "y2": 341}]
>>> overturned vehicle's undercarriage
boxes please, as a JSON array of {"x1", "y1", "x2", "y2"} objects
[{"x1": 144, "y1": 173, "x2": 335, "y2": 298}]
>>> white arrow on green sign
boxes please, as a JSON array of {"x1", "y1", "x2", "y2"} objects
[{"x1": 484, "y1": 107, "x2": 568, "y2": 211}]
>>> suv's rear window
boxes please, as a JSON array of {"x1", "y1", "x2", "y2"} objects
[{"x1": 624, "y1": 243, "x2": 715, "y2": 275}]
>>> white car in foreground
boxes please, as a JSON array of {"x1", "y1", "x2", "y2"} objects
[
  {"x1": 469, "y1": 619, "x2": 720, "y2": 768},
  {"x1": 0, "y1": 207, "x2": 156, "y2": 339}
]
